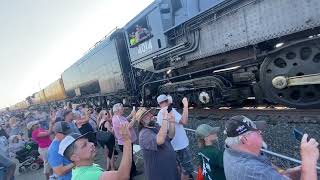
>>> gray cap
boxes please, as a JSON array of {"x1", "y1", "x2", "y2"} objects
[
  {"x1": 196, "y1": 124, "x2": 220, "y2": 138},
  {"x1": 58, "y1": 133, "x2": 87, "y2": 157},
  {"x1": 157, "y1": 94, "x2": 168, "y2": 104},
  {"x1": 53, "y1": 121, "x2": 72, "y2": 135},
  {"x1": 27, "y1": 121, "x2": 39, "y2": 130}
]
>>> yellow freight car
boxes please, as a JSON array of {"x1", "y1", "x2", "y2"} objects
[
  {"x1": 43, "y1": 78, "x2": 66, "y2": 102},
  {"x1": 33, "y1": 90, "x2": 47, "y2": 104},
  {"x1": 15, "y1": 100, "x2": 28, "y2": 109}
]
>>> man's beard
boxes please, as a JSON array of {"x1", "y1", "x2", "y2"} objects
[{"x1": 147, "y1": 120, "x2": 156, "y2": 127}]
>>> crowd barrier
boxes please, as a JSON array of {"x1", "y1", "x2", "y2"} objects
[{"x1": 183, "y1": 128, "x2": 320, "y2": 171}]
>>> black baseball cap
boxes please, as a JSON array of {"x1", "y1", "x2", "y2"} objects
[
  {"x1": 53, "y1": 121, "x2": 72, "y2": 135},
  {"x1": 58, "y1": 133, "x2": 88, "y2": 157},
  {"x1": 225, "y1": 115, "x2": 267, "y2": 137}
]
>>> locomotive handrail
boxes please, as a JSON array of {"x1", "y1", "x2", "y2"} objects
[{"x1": 83, "y1": 27, "x2": 118, "y2": 55}]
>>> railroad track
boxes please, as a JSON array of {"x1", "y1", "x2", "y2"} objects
[{"x1": 186, "y1": 108, "x2": 320, "y2": 124}]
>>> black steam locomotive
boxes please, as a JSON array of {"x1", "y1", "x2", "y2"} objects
[{"x1": 16, "y1": 0, "x2": 320, "y2": 110}]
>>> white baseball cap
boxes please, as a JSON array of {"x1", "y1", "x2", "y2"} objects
[
  {"x1": 157, "y1": 94, "x2": 168, "y2": 104},
  {"x1": 58, "y1": 133, "x2": 88, "y2": 158},
  {"x1": 167, "y1": 95, "x2": 173, "y2": 104}
]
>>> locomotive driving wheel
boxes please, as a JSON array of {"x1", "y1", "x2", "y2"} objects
[{"x1": 260, "y1": 39, "x2": 320, "y2": 108}]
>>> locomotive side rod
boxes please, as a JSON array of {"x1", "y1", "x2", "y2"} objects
[{"x1": 272, "y1": 73, "x2": 320, "y2": 89}]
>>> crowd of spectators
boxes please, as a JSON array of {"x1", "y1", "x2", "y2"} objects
[{"x1": 0, "y1": 95, "x2": 319, "y2": 180}]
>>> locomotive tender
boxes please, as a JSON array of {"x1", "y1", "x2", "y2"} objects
[{"x1": 12, "y1": 0, "x2": 320, "y2": 110}]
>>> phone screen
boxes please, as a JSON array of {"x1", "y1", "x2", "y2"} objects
[
  {"x1": 167, "y1": 104, "x2": 172, "y2": 113},
  {"x1": 293, "y1": 128, "x2": 303, "y2": 142}
]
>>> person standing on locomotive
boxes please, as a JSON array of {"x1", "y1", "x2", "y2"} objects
[{"x1": 156, "y1": 95, "x2": 194, "y2": 180}]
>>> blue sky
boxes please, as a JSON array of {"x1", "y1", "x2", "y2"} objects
[{"x1": 0, "y1": 0, "x2": 153, "y2": 108}]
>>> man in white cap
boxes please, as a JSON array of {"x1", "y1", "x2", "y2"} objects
[
  {"x1": 156, "y1": 94, "x2": 193, "y2": 180},
  {"x1": 48, "y1": 121, "x2": 74, "y2": 180},
  {"x1": 223, "y1": 115, "x2": 319, "y2": 180},
  {"x1": 58, "y1": 124, "x2": 132, "y2": 180}
]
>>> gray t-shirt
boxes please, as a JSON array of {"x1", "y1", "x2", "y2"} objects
[
  {"x1": 139, "y1": 125, "x2": 179, "y2": 180},
  {"x1": 223, "y1": 147, "x2": 289, "y2": 180}
]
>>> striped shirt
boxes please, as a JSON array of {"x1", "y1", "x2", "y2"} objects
[{"x1": 223, "y1": 147, "x2": 289, "y2": 180}]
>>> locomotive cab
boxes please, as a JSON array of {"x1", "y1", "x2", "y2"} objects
[{"x1": 124, "y1": 2, "x2": 168, "y2": 72}]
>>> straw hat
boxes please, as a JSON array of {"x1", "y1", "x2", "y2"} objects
[{"x1": 135, "y1": 107, "x2": 156, "y2": 123}]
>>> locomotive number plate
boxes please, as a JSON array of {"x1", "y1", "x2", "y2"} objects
[{"x1": 138, "y1": 39, "x2": 153, "y2": 55}]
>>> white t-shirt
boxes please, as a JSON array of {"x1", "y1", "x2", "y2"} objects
[{"x1": 157, "y1": 108, "x2": 189, "y2": 151}]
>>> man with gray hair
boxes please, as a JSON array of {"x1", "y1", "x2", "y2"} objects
[
  {"x1": 112, "y1": 103, "x2": 139, "y2": 179},
  {"x1": 223, "y1": 115, "x2": 319, "y2": 180}
]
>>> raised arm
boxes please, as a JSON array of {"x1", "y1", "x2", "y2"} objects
[
  {"x1": 99, "y1": 124, "x2": 132, "y2": 180},
  {"x1": 156, "y1": 110, "x2": 169, "y2": 145},
  {"x1": 37, "y1": 119, "x2": 54, "y2": 137},
  {"x1": 179, "y1": 97, "x2": 189, "y2": 125},
  {"x1": 104, "y1": 121, "x2": 113, "y2": 133},
  {"x1": 300, "y1": 134, "x2": 319, "y2": 180},
  {"x1": 127, "y1": 108, "x2": 136, "y2": 128},
  {"x1": 167, "y1": 112, "x2": 175, "y2": 139}
]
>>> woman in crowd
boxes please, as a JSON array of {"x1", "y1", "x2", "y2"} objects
[
  {"x1": 27, "y1": 120, "x2": 53, "y2": 180},
  {"x1": 98, "y1": 109, "x2": 117, "y2": 171}
]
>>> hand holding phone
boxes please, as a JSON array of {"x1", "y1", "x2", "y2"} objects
[
  {"x1": 293, "y1": 128, "x2": 311, "y2": 142},
  {"x1": 167, "y1": 104, "x2": 172, "y2": 113}
]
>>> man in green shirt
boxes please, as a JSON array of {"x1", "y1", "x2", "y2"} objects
[
  {"x1": 196, "y1": 124, "x2": 226, "y2": 180},
  {"x1": 59, "y1": 124, "x2": 132, "y2": 180}
]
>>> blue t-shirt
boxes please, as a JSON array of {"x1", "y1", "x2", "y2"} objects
[{"x1": 48, "y1": 139, "x2": 72, "y2": 180}]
